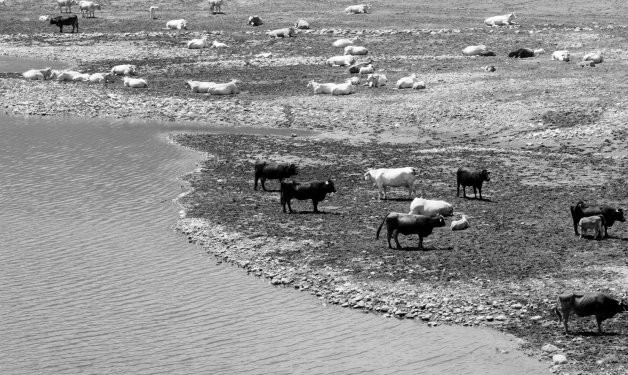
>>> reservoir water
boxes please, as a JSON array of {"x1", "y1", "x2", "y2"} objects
[{"x1": 0, "y1": 115, "x2": 547, "y2": 374}]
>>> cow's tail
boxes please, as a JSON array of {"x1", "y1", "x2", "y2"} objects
[
  {"x1": 375, "y1": 213, "x2": 389, "y2": 240},
  {"x1": 554, "y1": 305, "x2": 562, "y2": 323}
]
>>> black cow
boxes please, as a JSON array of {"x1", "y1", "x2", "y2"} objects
[
  {"x1": 508, "y1": 48, "x2": 535, "y2": 58},
  {"x1": 479, "y1": 50, "x2": 496, "y2": 56},
  {"x1": 376, "y1": 212, "x2": 446, "y2": 250},
  {"x1": 50, "y1": 15, "x2": 79, "y2": 33},
  {"x1": 254, "y1": 161, "x2": 298, "y2": 191},
  {"x1": 569, "y1": 201, "x2": 625, "y2": 237},
  {"x1": 248, "y1": 15, "x2": 263, "y2": 26},
  {"x1": 555, "y1": 292, "x2": 628, "y2": 334},
  {"x1": 280, "y1": 180, "x2": 336, "y2": 213},
  {"x1": 456, "y1": 167, "x2": 491, "y2": 200}
]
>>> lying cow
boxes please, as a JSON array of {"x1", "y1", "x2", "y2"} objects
[
  {"x1": 248, "y1": 15, "x2": 263, "y2": 26},
  {"x1": 364, "y1": 167, "x2": 418, "y2": 200},
  {"x1": 456, "y1": 167, "x2": 490, "y2": 200},
  {"x1": 50, "y1": 15, "x2": 78, "y2": 33},
  {"x1": 409, "y1": 197, "x2": 453, "y2": 217},
  {"x1": 254, "y1": 161, "x2": 298, "y2": 191},
  {"x1": 484, "y1": 13, "x2": 516, "y2": 27},
  {"x1": 578, "y1": 215, "x2": 605, "y2": 240},
  {"x1": 555, "y1": 292, "x2": 628, "y2": 334},
  {"x1": 551, "y1": 50, "x2": 570, "y2": 62},
  {"x1": 376, "y1": 212, "x2": 446, "y2": 250},
  {"x1": 345, "y1": 3, "x2": 370, "y2": 14},
  {"x1": 280, "y1": 180, "x2": 336, "y2": 213},
  {"x1": 266, "y1": 27, "x2": 296, "y2": 38},
  {"x1": 570, "y1": 201, "x2": 625, "y2": 237},
  {"x1": 508, "y1": 48, "x2": 535, "y2": 58},
  {"x1": 450, "y1": 215, "x2": 469, "y2": 231}
]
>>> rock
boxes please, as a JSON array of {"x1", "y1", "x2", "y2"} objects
[
  {"x1": 485, "y1": 315, "x2": 494, "y2": 321},
  {"x1": 542, "y1": 344, "x2": 560, "y2": 353},
  {"x1": 511, "y1": 303, "x2": 523, "y2": 310},
  {"x1": 495, "y1": 315, "x2": 507, "y2": 321},
  {"x1": 552, "y1": 354, "x2": 567, "y2": 365},
  {"x1": 530, "y1": 315, "x2": 542, "y2": 322},
  {"x1": 420, "y1": 314, "x2": 431, "y2": 321}
]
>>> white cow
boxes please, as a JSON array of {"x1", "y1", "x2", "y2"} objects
[
  {"x1": 166, "y1": 19, "x2": 188, "y2": 31},
  {"x1": 186, "y1": 80, "x2": 216, "y2": 93},
  {"x1": 39, "y1": 15, "x2": 51, "y2": 22},
  {"x1": 365, "y1": 73, "x2": 387, "y2": 88},
  {"x1": 211, "y1": 40, "x2": 229, "y2": 48},
  {"x1": 462, "y1": 44, "x2": 487, "y2": 56},
  {"x1": 22, "y1": 67, "x2": 52, "y2": 80},
  {"x1": 78, "y1": 1, "x2": 100, "y2": 18},
  {"x1": 306, "y1": 80, "x2": 336, "y2": 94},
  {"x1": 331, "y1": 81, "x2": 356, "y2": 95},
  {"x1": 345, "y1": 3, "x2": 370, "y2": 14},
  {"x1": 344, "y1": 45, "x2": 368, "y2": 55},
  {"x1": 149, "y1": 6, "x2": 159, "y2": 19},
  {"x1": 364, "y1": 167, "x2": 418, "y2": 200},
  {"x1": 551, "y1": 50, "x2": 570, "y2": 62},
  {"x1": 583, "y1": 52, "x2": 604, "y2": 64},
  {"x1": 88, "y1": 72, "x2": 115, "y2": 83},
  {"x1": 294, "y1": 19, "x2": 309, "y2": 29},
  {"x1": 579, "y1": 216, "x2": 604, "y2": 239},
  {"x1": 266, "y1": 27, "x2": 296, "y2": 38},
  {"x1": 57, "y1": 0, "x2": 77, "y2": 13},
  {"x1": 450, "y1": 215, "x2": 470, "y2": 231},
  {"x1": 359, "y1": 64, "x2": 374, "y2": 75},
  {"x1": 326, "y1": 55, "x2": 355, "y2": 67},
  {"x1": 396, "y1": 73, "x2": 424, "y2": 89},
  {"x1": 484, "y1": 13, "x2": 516, "y2": 27},
  {"x1": 111, "y1": 64, "x2": 137, "y2": 76},
  {"x1": 346, "y1": 76, "x2": 360, "y2": 85},
  {"x1": 123, "y1": 77, "x2": 148, "y2": 88},
  {"x1": 332, "y1": 36, "x2": 360, "y2": 48},
  {"x1": 187, "y1": 36, "x2": 207, "y2": 49},
  {"x1": 207, "y1": 79, "x2": 241, "y2": 95},
  {"x1": 72, "y1": 73, "x2": 91, "y2": 82},
  {"x1": 409, "y1": 197, "x2": 454, "y2": 217},
  {"x1": 56, "y1": 70, "x2": 82, "y2": 81}
]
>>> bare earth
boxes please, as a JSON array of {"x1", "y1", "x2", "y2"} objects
[{"x1": 2, "y1": 0, "x2": 628, "y2": 373}]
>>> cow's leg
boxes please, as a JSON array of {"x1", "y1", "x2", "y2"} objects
[
  {"x1": 386, "y1": 229, "x2": 393, "y2": 249},
  {"x1": 393, "y1": 230, "x2": 402, "y2": 249},
  {"x1": 462, "y1": 186, "x2": 467, "y2": 198},
  {"x1": 570, "y1": 207, "x2": 580, "y2": 235},
  {"x1": 596, "y1": 317, "x2": 604, "y2": 334},
  {"x1": 563, "y1": 310, "x2": 570, "y2": 333},
  {"x1": 260, "y1": 177, "x2": 267, "y2": 191},
  {"x1": 472, "y1": 186, "x2": 477, "y2": 199},
  {"x1": 418, "y1": 235, "x2": 423, "y2": 250},
  {"x1": 456, "y1": 182, "x2": 460, "y2": 197},
  {"x1": 312, "y1": 200, "x2": 319, "y2": 213},
  {"x1": 478, "y1": 186, "x2": 483, "y2": 200},
  {"x1": 59, "y1": 25, "x2": 63, "y2": 33},
  {"x1": 287, "y1": 199, "x2": 293, "y2": 213}
]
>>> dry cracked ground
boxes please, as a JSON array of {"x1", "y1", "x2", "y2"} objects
[{"x1": 2, "y1": 0, "x2": 628, "y2": 373}]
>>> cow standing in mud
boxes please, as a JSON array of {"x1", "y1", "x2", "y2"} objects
[
  {"x1": 50, "y1": 15, "x2": 78, "y2": 33},
  {"x1": 376, "y1": 212, "x2": 446, "y2": 250},
  {"x1": 254, "y1": 161, "x2": 298, "y2": 191},
  {"x1": 569, "y1": 201, "x2": 625, "y2": 237},
  {"x1": 456, "y1": 167, "x2": 490, "y2": 200},
  {"x1": 280, "y1": 180, "x2": 336, "y2": 213},
  {"x1": 555, "y1": 292, "x2": 628, "y2": 334}
]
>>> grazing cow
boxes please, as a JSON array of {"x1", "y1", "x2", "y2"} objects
[
  {"x1": 39, "y1": 15, "x2": 51, "y2": 22},
  {"x1": 248, "y1": 15, "x2": 263, "y2": 26},
  {"x1": 88, "y1": 72, "x2": 115, "y2": 83},
  {"x1": 280, "y1": 180, "x2": 336, "y2": 213},
  {"x1": 583, "y1": 52, "x2": 604, "y2": 64},
  {"x1": 50, "y1": 15, "x2": 78, "y2": 33},
  {"x1": 111, "y1": 64, "x2": 136, "y2": 76},
  {"x1": 166, "y1": 19, "x2": 188, "y2": 31},
  {"x1": 266, "y1": 27, "x2": 296, "y2": 38},
  {"x1": 307, "y1": 80, "x2": 336, "y2": 94},
  {"x1": 208, "y1": 0, "x2": 223, "y2": 14},
  {"x1": 508, "y1": 48, "x2": 535, "y2": 58},
  {"x1": 186, "y1": 80, "x2": 216, "y2": 93},
  {"x1": 376, "y1": 212, "x2": 446, "y2": 249},
  {"x1": 326, "y1": 55, "x2": 355, "y2": 67},
  {"x1": 555, "y1": 292, "x2": 628, "y2": 334},
  {"x1": 57, "y1": 0, "x2": 77, "y2": 13},
  {"x1": 484, "y1": 13, "x2": 516, "y2": 27},
  {"x1": 409, "y1": 197, "x2": 454, "y2": 217},
  {"x1": 149, "y1": 5, "x2": 159, "y2": 19},
  {"x1": 396, "y1": 73, "x2": 424, "y2": 89},
  {"x1": 207, "y1": 79, "x2": 240, "y2": 95},
  {"x1": 78, "y1": 1, "x2": 100, "y2": 18},
  {"x1": 462, "y1": 45, "x2": 487, "y2": 56},
  {"x1": 578, "y1": 216, "x2": 605, "y2": 240},
  {"x1": 569, "y1": 201, "x2": 625, "y2": 237},
  {"x1": 551, "y1": 50, "x2": 570, "y2": 62},
  {"x1": 345, "y1": 3, "x2": 370, "y2": 14},
  {"x1": 294, "y1": 19, "x2": 309, "y2": 29},
  {"x1": 331, "y1": 81, "x2": 356, "y2": 95},
  {"x1": 332, "y1": 37, "x2": 360, "y2": 48},
  {"x1": 123, "y1": 77, "x2": 148, "y2": 88},
  {"x1": 364, "y1": 167, "x2": 418, "y2": 200},
  {"x1": 456, "y1": 167, "x2": 490, "y2": 200},
  {"x1": 344, "y1": 45, "x2": 368, "y2": 56},
  {"x1": 22, "y1": 67, "x2": 52, "y2": 80},
  {"x1": 450, "y1": 215, "x2": 469, "y2": 231},
  {"x1": 254, "y1": 161, "x2": 298, "y2": 191},
  {"x1": 365, "y1": 73, "x2": 387, "y2": 88}
]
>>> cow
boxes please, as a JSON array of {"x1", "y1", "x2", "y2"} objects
[
  {"x1": 578, "y1": 215, "x2": 605, "y2": 240},
  {"x1": 450, "y1": 215, "x2": 469, "y2": 231},
  {"x1": 347, "y1": 59, "x2": 373, "y2": 73},
  {"x1": 248, "y1": 15, "x2": 263, "y2": 26},
  {"x1": 208, "y1": 0, "x2": 223, "y2": 14},
  {"x1": 364, "y1": 167, "x2": 418, "y2": 200},
  {"x1": 78, "y1": 1, "x2": 100, "y2": 18},
  {"x1": 551, "y1": 50, "x2": 570, "y2": 62},
  {"x1": 254, "y1": 161, "x2": 298, "y2": 191},
  {"x1": 479, "y1": 50, "x2": 496, "y2": 56},
  {"x1": 57, "y1": 0, "x2": 77, "y2": 13},
  {"x1": 376, "y1": 212, "x2": 446, "y2": 250},
  {"x1": 266, "y1": 27, "x2": 296, "y2": 38},
  {"x1": 345, "y1": 3, "x2": 370, "y2": 14},
  {"x1": 508, "y1": 48, "x2": 535, "y2": 58},
  {"x1": 569, "y1": 201, "x2": 625, "y2": 237},
  {"x1": 50, "y1": 15, "x2": 78, "y2": 33},
  {"x1": 456, "y1": 167, "x2": 490, "y2": 200},
  {"x1": 409, "y1": 197, "x2": 453, "y2": 217},
  {"x1": 484, "y1": 13, "x2": 516, "y2": 27},
  {"x1": 462, "y1": 45, "x2": 487, "y2": 56},
  {"x1": 280, "y1": 180, "x2": 336, "y2": 213},
  {"x1": 294, "y1": 19, "x2": 309, "y2": 29},
  {"x1": 555, "y1": 292, "x2": 628, "y2": 334}
]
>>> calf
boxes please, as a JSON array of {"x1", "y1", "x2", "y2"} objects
[
  {"x1": 456, "y1": 167, "x2": 490, "y2": 200},
  {"x1": 50, "y1": 15, "x2": 78, "y2": 33},
  {"x1": 578, "y1": 215, "x2": 605, "y2": 240},
  {"x1": 555, "y1": 292, "x2": 628, "y2": 334},
  {"x1": 376, "y1": 212, "x2": 446, "y2": 250},
  {"x1": 254, "y1": 161, "x2": 298, "y2": 191},
  {"x1": 570, "y1": 201, "x2": 625, "y2": 237},
  {"x1": 280, "y1": 180, "x2": 336, "y2": 213}
]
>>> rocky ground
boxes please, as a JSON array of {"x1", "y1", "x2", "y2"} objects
[{"x1": 2, "y1": 0, "x2": 628, "y2": 373}]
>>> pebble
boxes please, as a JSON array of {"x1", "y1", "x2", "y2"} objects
[
  {"x1": 552, "y1": 354, "x2": 567, "y2": 365},
  {"x1": 542, "y1": 344, "x2": 560, "y2": 353}
]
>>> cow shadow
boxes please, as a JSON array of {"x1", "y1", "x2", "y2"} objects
[
  {"x1": 461, "y1": 196, "x2": 494, "y2": 203},
  {"x1": 383, "y1": 197, "x2": 415, "y2": 202},
  {"x1": 286, "y1": 211, "x2": 341, "y2": 216},
  {"x1": 568, "y1": 330, "x2": 619, "y2": 337}
]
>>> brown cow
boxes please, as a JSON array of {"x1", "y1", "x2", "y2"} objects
[{"x1": 555, "y1": 292, "x2": 628, "y2": 334}]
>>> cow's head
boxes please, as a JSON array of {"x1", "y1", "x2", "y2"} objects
[
  {"x1": 325, "y1": 180, "x2": 337, "y2": 193},
  {"x1": 288, "y1": 163, "x2": 298, "y2": 176},
  {"x1": 615, "y1": 208, "x2": 625, "y2": 222},
  {"x1": 364, "y1": 170, "x2": 374, "y2": 182},
  {"x1": 619, "y1": 299, "x2": 628, "y2": 313},
  {"x1": 481, "y1": 169, "x2": 491, "y2": 182},
  {"x1": 509, "y1": 13, "x2": 516, "y2": 20},
  {"x1": 435, "y1": 215, "x2": 446, "y2": 227}
]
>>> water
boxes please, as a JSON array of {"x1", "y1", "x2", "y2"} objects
[
  {"x1": 0, "y1": 115, "x2": 547, "y2": 374},
  {"x1": 0, "y1": 56, "x2": 71, "y2": 73}
]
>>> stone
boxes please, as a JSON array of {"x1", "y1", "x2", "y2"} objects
[
  {"x1": 552, "y1": 354, "x2": 567, "y2": 365},
  {"x1": 495, "y1": 315, "x2": 507, "y2": 321},
  {"x1": 511, "y1": 303, "x2": 523, "y2": 310},
  {"x1": 542, "y1": 344, "x2": 560, "y2": 353}
]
